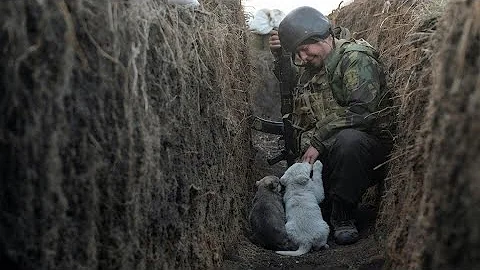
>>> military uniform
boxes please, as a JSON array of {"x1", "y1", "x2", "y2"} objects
[
  {"x1": 276, "y1": 6, "x2": 393, "y2": 245},
  {"x1": 292, "y1": 65, "x2": 340, "y2": 156},
  {"x1": 290, "y1": 38, "x2": 393, "y2": 206}
]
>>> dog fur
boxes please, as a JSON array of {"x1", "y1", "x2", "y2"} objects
[
  {"x1": 276, "y1": 161, "x2": 330, "y2": 256},
  {"x1": 248, "y1": 175, "x2": 297, "y2": 251}
]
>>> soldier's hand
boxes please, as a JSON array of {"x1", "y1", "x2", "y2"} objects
[
  {"x1": 302, "y1": 146, "x2": 320, "y2": 164},
  {"x1": 269, "y1": 30, "x2": 282, "y2": 56}
]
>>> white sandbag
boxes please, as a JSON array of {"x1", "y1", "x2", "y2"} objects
[
  {"x1": 268, "y1": 9, "x2": 285, "y2": 29},
  {"x1": 248, "y1": 9, "x2": 285, "y2": 35},
  {"x1": 248, "y1": 9, "x2": 271, "y2": 35}
]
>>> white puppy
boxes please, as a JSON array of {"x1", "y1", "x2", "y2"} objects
[{"x1": 276, "y1": 161, "x2": 329, "y2": 256}]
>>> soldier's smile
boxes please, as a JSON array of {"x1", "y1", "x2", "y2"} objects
[{"x1": 296, "y1": 39, "x2": 333, "y2": 67}]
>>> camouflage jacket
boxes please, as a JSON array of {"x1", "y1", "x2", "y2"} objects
[
  {"x1": 292, "y1": 39, "x2": 393, "y2": 155},
  {"x1": 291, "y1": 65, "x2": 340, "y2": 155}
]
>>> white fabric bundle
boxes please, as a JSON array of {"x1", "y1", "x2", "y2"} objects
[{"x1": 248, "y1": 9, "x2": 286, "y2": 35}]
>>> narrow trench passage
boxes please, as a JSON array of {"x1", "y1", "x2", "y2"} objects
[{"x1": 220, "y1": 132, "x2": 386, "y2": 270}]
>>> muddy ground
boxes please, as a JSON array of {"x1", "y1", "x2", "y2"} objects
[{"x1": 219, "y1": 132, "x2": 385, "y2": 270}]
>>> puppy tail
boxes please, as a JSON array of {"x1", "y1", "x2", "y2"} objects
[{"x1": 275, "y1": 243, "x2": 310, "y2": 257}]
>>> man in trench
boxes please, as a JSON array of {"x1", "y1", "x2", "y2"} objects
[{"x1": 268, "y1": 6, "x2": 393, "y2": 245}]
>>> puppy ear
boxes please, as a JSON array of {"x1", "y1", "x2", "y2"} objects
[
  {"x1": 255, "y1": 180, "x2": 260, "y2": 187},
  {"x1": 279, "y1": 176, "x2": 287, "y2": 185}
]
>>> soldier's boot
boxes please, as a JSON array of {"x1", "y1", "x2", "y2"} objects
[{"x1": 331, "y1": 198, "x2": 359, "y2": 245}]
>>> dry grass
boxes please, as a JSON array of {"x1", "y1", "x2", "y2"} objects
[
  {"x1": 0, "y1": 0, "x2": 254, "y2": 269},
  {"x1": 337, "y1": 0, "x2": 480, "y2": 268},
  {"x1": 412, "y1": 0, "x2": 449, "y2": 22},
  {"x1": 389, "y1": 0, "x2": 480, "y2": 268},
  {"x1": 336, "y1": 2, "x2": 435, "y2": 244}
]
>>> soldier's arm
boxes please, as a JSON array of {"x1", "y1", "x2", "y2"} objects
[{"x1": 310, "y1": 51, "x2": 383, "y2": 152}]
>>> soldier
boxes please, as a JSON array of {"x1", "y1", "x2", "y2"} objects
[{"x1": 269, "y1": 6, "x2": 393, "y2": 245}]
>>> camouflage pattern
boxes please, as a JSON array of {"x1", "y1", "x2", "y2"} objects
[
  {"x1": 291, "y1": 39, "x2": 393, "y2": 156},
  {"x1": 291, "y1": 66, "x2": 342, "y2": 155}
]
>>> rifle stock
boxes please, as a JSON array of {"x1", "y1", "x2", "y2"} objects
[
  {"x1": 251, "y1": 116, "x2": 284, "y2": 135},
  {"x1": 277, "y1": 51, "x2": 296, "y2": 166}
]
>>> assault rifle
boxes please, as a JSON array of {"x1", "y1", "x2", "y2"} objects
[{"x1": 252, "y1": 48, "x2": 296, "y2": 166}]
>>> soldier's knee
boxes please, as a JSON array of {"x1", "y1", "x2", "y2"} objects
[{"x1": 333, "y1": 129, "x2": 366, "y2": 153}]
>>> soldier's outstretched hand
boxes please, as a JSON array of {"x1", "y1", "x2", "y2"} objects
[{"x1": 302, "y1": 146, "x2": 320, "y2": 164}]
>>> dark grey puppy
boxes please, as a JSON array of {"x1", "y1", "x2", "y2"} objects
[{"x1": 248, "y1": 175, "x2": 297, "y2": 251}]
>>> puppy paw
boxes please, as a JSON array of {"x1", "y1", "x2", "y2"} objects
[{"x1": 313, "y1": 160, "x2": 323, "y2": 171}]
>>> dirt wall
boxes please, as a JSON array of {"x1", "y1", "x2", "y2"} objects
[
  {"x1": 336, "y1": 0, "x2": 480, "y2": 268},
  {"x1": 0, "y1": 0, "x2": 253, "y2": 269},
  {"x1": 335, "y1": 0, "x2": 433, "y2": 244},
  {"x1": 389, "y1": 0, "x2": 480, "y2": 268},
  {"x1": 248, "y1": 38, "x2": 281, "y2": 121}
]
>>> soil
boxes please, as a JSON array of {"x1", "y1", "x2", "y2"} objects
[{"x1": 219, "y1": 132, "x2": 385, "y2": 270}]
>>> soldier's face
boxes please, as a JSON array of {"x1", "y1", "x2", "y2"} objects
[{"x1": 296, "y1": 37, "x2": 333, "y2": 67}]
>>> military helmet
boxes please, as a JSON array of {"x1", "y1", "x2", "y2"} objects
[{"x1": 278, "y1": 6, "x2": 332, "y2": 53}]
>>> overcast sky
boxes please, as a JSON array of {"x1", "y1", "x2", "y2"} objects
[{"x1": 242, "y1": 0, "x2": 350, "y2": 15}]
